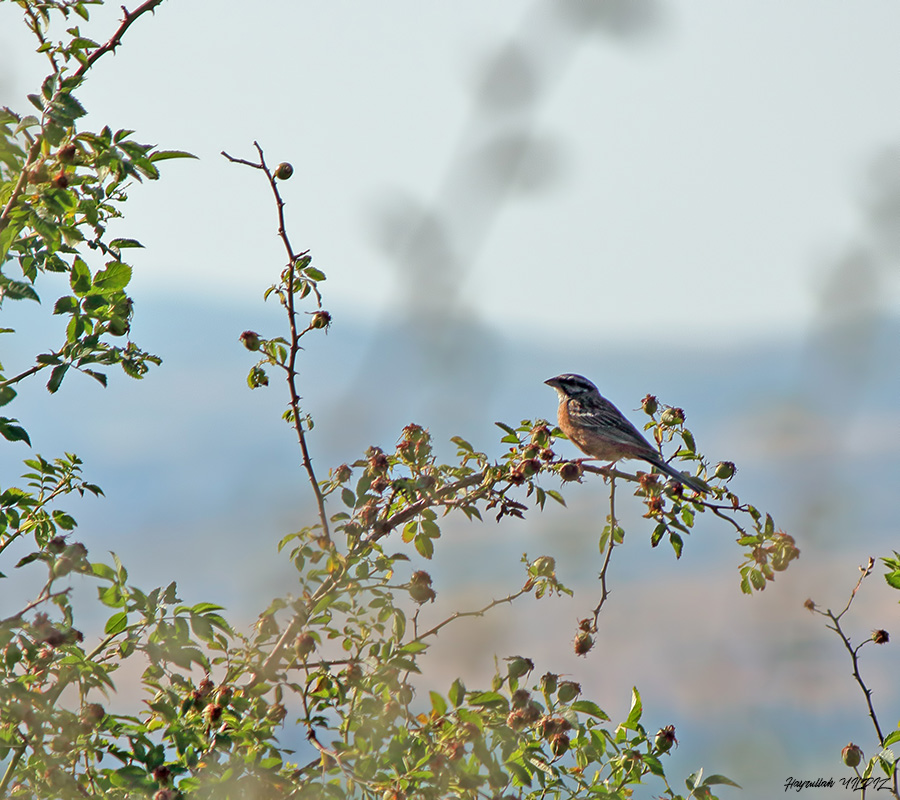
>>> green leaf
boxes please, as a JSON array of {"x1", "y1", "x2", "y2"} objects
[
  {"x1": 505, "y1": 759, "x2": 532, "y2": 787},
  {"x1": 0, "y1": 279, "x2": 40, "y2": 303},
  {"x1": 304, "y1": 266, "x2": 326, "y2": 281},
  {"x1": 0, "y1": 386, "x2": 17, "y2": 407},
  {"x1": 669, "y1": 531, "x2": 683, "y2": 559},
  {"x1": 429, "y1": 691, "x2": 448, "y2": 716},
  {"x1": 624, "y1": 686, "x2": 642, "y2": 728},
  {"x1": 53, "y1": 295, "x2": 79, "y2": 315},
  {"x1": 468, "y1": 691, "x2": 508, "y2": 709},
  {"x1": 46, "y1": 363, "x2": 69, "y2": 394},
  {"x1": 341, "y1": 488, "x2": 355, "y2": 508},
  {"x1": 70, "y1": 257, "x2": 92, "y2": 296},
  {"x1": 883, "y1": 730, "x2": 900, "y2": 748},
  {"x1": 0, "y1": 417, "x2": 30, "y2": 445},
  {"x1": 93, "y1": 262, "x2": 132, "y2": 292},
  {"x1": 104, "y1": 611, "x2": 128, "y2": 635},
  {"x1": 149, "y1": 149, "x2": 198, "y2": 162},
  {"x1": 701, "y1": 774, "x2": 742, "y2": 788},
  {"x1": 570, "y1": 700, "x2": 610, "y2": 720},
  {"x1": 109, "y1": 238, "x2": 144, "y2": 250},
  {"x1": 414, "y1": 533, "x2": 434, "y2": 559},
  {"x1": 448, "y1": 678, "x2": 465, "y2": 707}
]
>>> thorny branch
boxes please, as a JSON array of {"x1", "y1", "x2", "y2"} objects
[
  {"x1": 222, "y1": 144, "x2": 330, "y2": 544},
  {"x1": 0, "y1": 0, "x2": 165, "y2": 232}
]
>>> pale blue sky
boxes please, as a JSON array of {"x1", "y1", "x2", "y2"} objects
[{"x1": 3, "y1": 1, "x2": 900, "y2": 345}]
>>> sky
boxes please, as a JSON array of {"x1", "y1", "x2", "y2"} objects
[
  {"x1": 3, "y1": 1, "x2": 900, "y2": 345},
  {"x1": 2, "y1": 2, "x2": 900, "y2": 797}
]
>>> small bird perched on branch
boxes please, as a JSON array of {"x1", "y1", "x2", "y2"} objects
[{"x1": 545, "y1": 373, "x2": 707, "y2": 494}]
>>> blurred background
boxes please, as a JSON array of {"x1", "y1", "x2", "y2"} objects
[{"x1": 2, "y1": 1, "x2": 899, "y2": 796}]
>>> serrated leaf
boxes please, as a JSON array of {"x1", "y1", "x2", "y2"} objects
[
  {"x1": 570, "y1": 700, "x2": 610, "y2": 720},
  {"x1": 46, "y1": 363, "x2": 69, "y2": 394},
  {"x1": 149, "y1": 149, "x2": 198, "y2": 162},
  {"x1": 0, "y1": 417, "x2": 30, "y2": 445},
  {"x1": 414, "y1": 534, "x2": 434, "y2": 559},
  {"x1": 93, "y1": 262, "x2": 132, "y2": 292}
]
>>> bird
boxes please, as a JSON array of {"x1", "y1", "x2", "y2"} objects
[{"x1": 544, "y1": 373, "x2": 707, "y2": 494}]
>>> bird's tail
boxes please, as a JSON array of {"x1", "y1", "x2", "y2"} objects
[{"x1": 644, "y1": 454, "x2": 708, "y2": 494}]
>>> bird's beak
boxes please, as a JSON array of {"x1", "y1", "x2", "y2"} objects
[{"x1": 544, "y1": 377, "x2": 560, "y2": 389}]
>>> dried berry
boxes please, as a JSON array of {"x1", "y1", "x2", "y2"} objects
[{"x1": 274, "y1": 162, "x2": 294, "y2": 180}]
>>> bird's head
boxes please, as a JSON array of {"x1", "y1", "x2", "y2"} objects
[{"x1": 544, "y1": 373, "x2": 598, "y2": 399}]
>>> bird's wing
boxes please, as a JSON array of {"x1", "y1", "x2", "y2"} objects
[{"x1": 568, "y1": 395, "x2": 657, "y2": 454}]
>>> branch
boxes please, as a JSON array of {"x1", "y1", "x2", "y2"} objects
[
  {"x1": 73, "y1": 0, "x2": 167, "y2": 80},
  {"x1": 591, "y1": 475, "x2": 619, "y2": 630},
  {"x1": 222, "y1": 144, "x2": 330, "y2": 542},
  {"x1": 413, "y1": 587, "x2": 529, "y2": 643},
  {"x1": 815, "y1": 559, "x2": 887, "y2": 747}
]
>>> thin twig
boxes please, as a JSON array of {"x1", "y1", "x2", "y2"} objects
[
  {"x1": 413, "y1": 587, "x2": 529, "y2": 643},
  {"x1": 592, "y1": 475, "x2": 618, "y2": 630},
  {"x1": 73, "y1": 0, "x2": 167, "y2": 80},
  {"x1": 815, "y1": 559, "x2": 888, "y2": 748},
  {"x1": 222, "y1": 144, "x2": 330, "y2": 542}
]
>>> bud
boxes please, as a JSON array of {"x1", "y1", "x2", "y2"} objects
[
  {"x1": 274, "y1": 162, "x2": 294, "y2": 180},
  {"x1": 203, "y1": 703, "x2": 223, "y2": 723},
  {"x1": 267, "y1": 702, "x2": 287, "y2": 724},
  {"x1": 367, "y1": 447, "x2": 390, "y2": 474},
  {"x1": 522, "y1": 445, "x2": 540, "y2": 460},
  {"x1": 344, "y1": 663, "x2": 364, "y2": 684},
  {"x1": 216, "y1": 685, "x2": 233, "y2": 706},
  {"x1": 556, "y1": 680, "x2": 581, "y2": 703},
  {"x1": 803, "y1": 598, "x2": 816, "y2": 612},
  {"x1": 530, "y1": 423, "x2": 552, "y2": 447},
  {"x1": 573, "y1": 631, "x2": 594, "y2": 656},
  {"x1": 511, "y1": 688, "x2": 531, "y2": 709},
  {"x1": 660, "y1": 407, "x2": 685, "y2": 426},
  {"x1": 532, "y1": 556, "x2": 555, "y2": 577},
  {"x1": 408, "y1": 570, "x2": 436, "y2": 604},
  {"x1": 540, "y1": 448, "x2": 555, "y2": 461},
  {"x1": 310, "y1": 310, "x2": 331, "y2": 330},
  {"x1": 154, "y1": 790, "x2": 178, "y2": 800},
  {"x1": 539, "y1": 716, "x2": 572, "y2": 738},
  {"x1": 506, "y1": 656, "x2": 534, "y2": 681},
  {"x1": 295, "y1": 632, "x2": 316, "y2": 659},
  {"x1": 506, "y1": 709, "x2": 528, "y2": 731},
  {"x1": 655, "y1": 725, "x2": 677, "y2": 753},
  {"x1": 371, "y1": 475, "x2": 390, "y2": 494},
  {"x1": 559, "y1": 461, "x2": 583, "y2": 482},
  {"x1": 334, "y1": 463, "x2": 352, "y2": 483},
  {"x1": 842, "y1": 742, "x2": 862, "y2": 768},
  {"x1": 713, "y1": 461, "x2": 736, "y2": 480},
  {"x1": 52, "y1": 168, "x2": 69, "y2": 188},
  {"x1": 240, "y1": 330, "x2": 261, "y2": 351},
  {"x1": 79, "y1": 703, "x2": 105, "y2": 729},
  {"x1": 521, "y1": 457, "x2": 542, "y2": 477},
  {"x1": 508, "y1": 467, "x2": 526, "y2": 485},
  {"x1": 540, "y1": 672, "x2": 558, "y2": 695},
  {"x1": 872, "y1": 629, "x2": 889, "y2": 645},
  {"x1": 153, "y1": 765, "x2": 172, "y2": 785},
  {"x1": 58, "y1": 143, "x2": 77, "y2": 163},
  {"x1": 641, "y1": 394, "x2": 658, "y2": 415},
  {"x1": 550, "y1": 732, "x2": 570, "y2": 757},
  {"x1": 48, "y1": 536, "x2": 66, "y2": 554}
]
